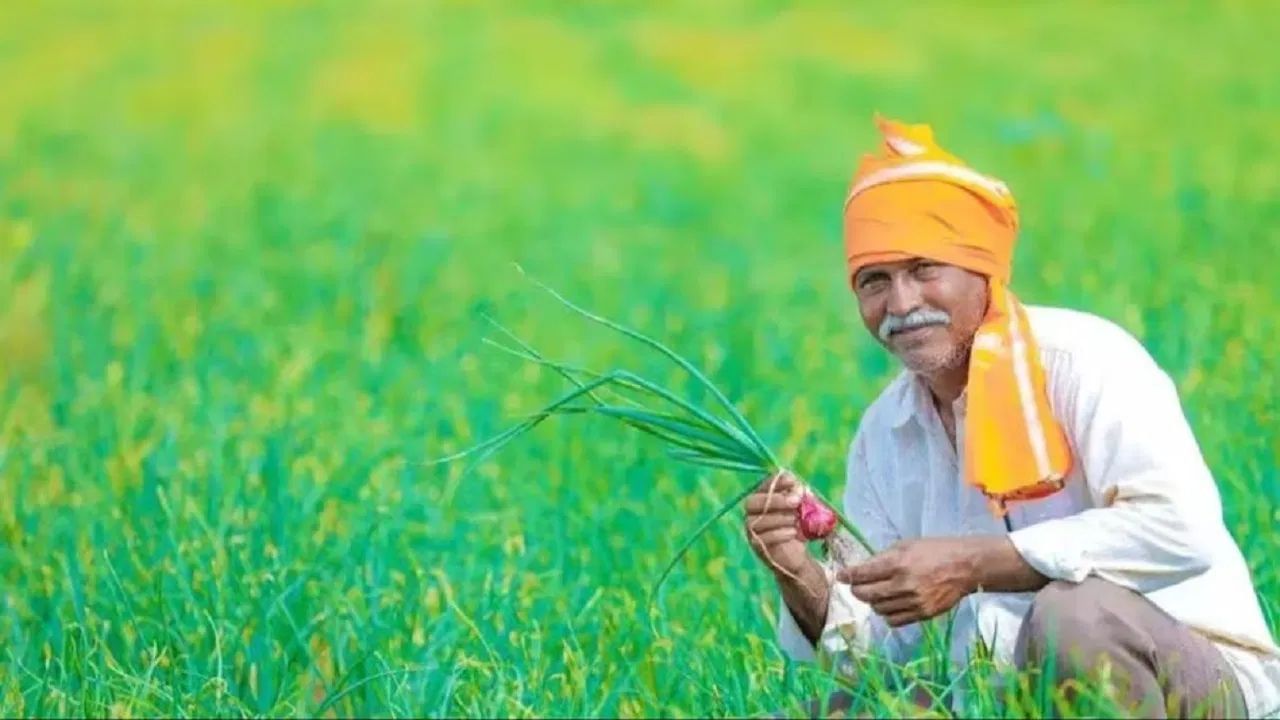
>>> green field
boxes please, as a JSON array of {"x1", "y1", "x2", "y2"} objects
[{"x1": 1, "y1": 1, "x2": 1277, "y2": 717}]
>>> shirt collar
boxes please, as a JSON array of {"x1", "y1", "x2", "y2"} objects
[
  {"x1": 888, "y1": 372, "x2": 929, "y2": 429},
  {"x1": 888, "y1": 371, "x2": 968, "y2": 430}
]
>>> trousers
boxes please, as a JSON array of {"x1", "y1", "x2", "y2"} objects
[
  {"x1": 789, "y1": 578, "x2": 1245, "y2": 718},
  {"x1": 1013, "y1": 577, "x2": 1245, "y2": 718}
]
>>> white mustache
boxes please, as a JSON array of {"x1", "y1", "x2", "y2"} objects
[{"x1": 878, "y1": 308, "x2": 951, "y2": 342}]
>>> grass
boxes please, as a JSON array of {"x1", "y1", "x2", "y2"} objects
[{"x1": 0, "y1": 1, "x2": 1277, "y2": 717}]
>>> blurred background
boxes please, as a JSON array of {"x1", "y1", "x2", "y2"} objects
[{"x1": 0, "y1": 1, "x2": 1276, "y2": 716}]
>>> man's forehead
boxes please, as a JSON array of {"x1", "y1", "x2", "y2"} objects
[{"x1": 856, "y1": 257, "x2": 932, "y2": 277}]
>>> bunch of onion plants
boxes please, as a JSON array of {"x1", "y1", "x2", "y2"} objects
[{"x1": 432, "y1": 269, "x2": 873, "y2": 604}]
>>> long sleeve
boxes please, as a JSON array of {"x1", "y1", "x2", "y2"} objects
[
  {"x1": 1008, "y1": 327, "x2": 1221, "y2": 593},
  {"x1": 775, "y1": 429, "x2": 921, "y2": 670}
]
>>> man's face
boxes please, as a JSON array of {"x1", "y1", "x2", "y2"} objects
[{"x1": 852, "y1": 258, "x2": 989, "y2": 375}]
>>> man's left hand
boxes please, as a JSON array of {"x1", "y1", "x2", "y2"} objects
[{"x1": 835, "y1": 538, "x2": 980, "y2": 627}]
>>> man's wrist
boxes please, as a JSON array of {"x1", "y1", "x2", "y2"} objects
[
  {"x1": 774, "y1": 559, "x2": 832, "y2": 644},
  {"x1": 774, "y1": 559, "x2": 830, "y2": 601},
  {"x1": 962, "y1": 535, "x2": 1049, "y2": 594},
  {"x1": 961, "y1": 537, "x2": 998, "y2": 595}
]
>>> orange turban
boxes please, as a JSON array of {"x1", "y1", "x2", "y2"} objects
[{"x1": 844, "y1": 116, "x2": 1073, "y2": 510}]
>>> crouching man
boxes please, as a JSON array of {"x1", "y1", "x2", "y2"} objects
[{"x1": 744, "y1": 117, "x2": 1280, "y2": 718}]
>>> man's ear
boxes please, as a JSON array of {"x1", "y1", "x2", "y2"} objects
[{"x1": 975, "y1": 272, "x2": 993, "y2": 316}]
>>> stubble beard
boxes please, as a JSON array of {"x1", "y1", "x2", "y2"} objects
[{"x1": 896, "y1": 332, "x2": 973, "y2": 376}]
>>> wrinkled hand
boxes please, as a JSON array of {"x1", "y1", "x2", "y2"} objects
[
  {"x1": 742, "y1": 471, "x2": 810, "y2": 579},
  {"x1": 835, "y1": 538, "x2": 979, "y2": 627}
]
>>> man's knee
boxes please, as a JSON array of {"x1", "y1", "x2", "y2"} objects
[
  {"x1": 1027, "y1": 580, "x2": 1106, "y2": 631},
  {"x1": 1020, "y1": 578, "x2": 1120, "y2": 665}
]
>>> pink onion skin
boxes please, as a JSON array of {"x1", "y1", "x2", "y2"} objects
[{"x1": 797, "y1": 492, "x2": 837, "y2": 541}]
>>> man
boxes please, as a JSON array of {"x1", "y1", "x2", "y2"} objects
[{"x1": 744, "y1": 117, "x2": 1280, "y2": 718}]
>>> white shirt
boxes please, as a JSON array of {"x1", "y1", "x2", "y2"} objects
[{"x1": 777, "y1": 305, "x2": 1280, "y2": 718}]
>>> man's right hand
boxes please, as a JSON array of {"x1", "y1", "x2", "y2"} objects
[
  {"x1": 743, "y1": 471, "x2": 814, "y2": 579},
  {"x1": 744, "y1": 470, "x2": 832, "y2": 644}
]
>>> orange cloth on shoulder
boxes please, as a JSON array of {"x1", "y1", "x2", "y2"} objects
[{"x1": 844, "y1": 116, "x2": 1073, "y2": 510}]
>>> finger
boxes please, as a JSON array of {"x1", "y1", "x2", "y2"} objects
[
  {"x1": 884, "y1": 610, "x2": 920, "y2": 628},
  {"x1": 743, "y1": 492, "x2": 800, "y2": 515},
  {"x1": 744, "y1": 511, "x2": 798, "y2": 533},
  {"x1": 748, "y1": 526, "x2": 798, "y2": 549},
  {"x1": 837, "y1": 556, "x2": 897, "y2": 586},
  {"x1": 847, "y1": 579, "x2": 904, "y2": 604},
  {"x1": 870, "y1": 595, "x2": 917, "y2": 617}
]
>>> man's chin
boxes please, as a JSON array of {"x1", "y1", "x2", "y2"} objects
[
  {"x1": 900, "y1": 358, "x2": 946, "y2": 375},
  {"x1": 895, "y1": 348, "x2": 959, "y2": 375}
]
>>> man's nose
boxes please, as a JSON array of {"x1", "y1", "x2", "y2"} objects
[{"x1": 885, "y1": 276, "x2": 923, "y2": 317}]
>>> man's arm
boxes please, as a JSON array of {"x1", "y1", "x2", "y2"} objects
[
  {"x1": 1005, "y1": 329, "x2": 1221, "y2": 593},
  {"x1": 743, "y1": 472, "x2": 843, "y2": 649},
  {"x1": 744, "y1": 472, "x2": 860, "y2": 653},
  {"x1": 767, "y1": 434, "x2": 921, "y2": 667}
]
